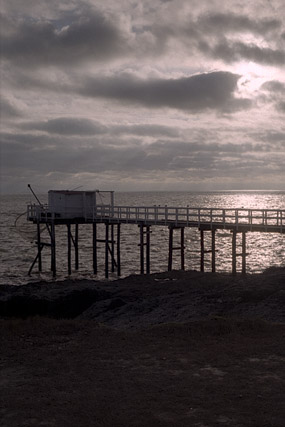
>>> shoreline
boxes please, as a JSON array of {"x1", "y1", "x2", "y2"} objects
[{"x1": 1, "y1": 267, "x2": 284, "y2": 326}]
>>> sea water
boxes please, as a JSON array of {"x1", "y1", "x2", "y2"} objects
[{"x1": 0, "y1": 191, "x2": 284, "y2": 285}]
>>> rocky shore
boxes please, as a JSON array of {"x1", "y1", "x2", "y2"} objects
[{"x1": 1, "y1": 267, "x2": 284, "y2": 326}]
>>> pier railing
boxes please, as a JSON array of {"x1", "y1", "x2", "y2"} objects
[
  {"x1": 27, "y1": 204, "x2": 284, "y2": 231},
  {"x1": 93, "y1": 205, "x2": 284, "y2": 231}
]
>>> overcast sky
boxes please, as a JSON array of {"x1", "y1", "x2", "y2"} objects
[{"x1": 1, "y1": 0, "x2": 284, "y2": 193}]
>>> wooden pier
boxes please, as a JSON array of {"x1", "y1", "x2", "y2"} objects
[{"x1": 27, "y1": 199, "x2": 284, "y2": 278}]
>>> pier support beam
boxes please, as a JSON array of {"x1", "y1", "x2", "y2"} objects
[
  {"x1": 111, "y1": 224, "x2": 115, "y2": 273},
  {"x1": 168, "y1": 226, "x2": 185, "y2": 271},
  {"x1": 66, "y1": 224, "x2": 80, "y2": 275},
  {"x1": 242, "y1": 231, "x2": 246, "y2": 275},
  {"x1": 93, "y1": 223, "x2": 97, "y2": 274},
  {"x1": 232, "y1": 230, "x2": 237, "y2": 276},
  {"x1": 212, "y1": 229, "x2": 216, "y2": 273},
  {"x1": 67, "y1": 224, "x2": 72, "y2": 275},
  {"x1": 105, "y1": 223, "x2": 109, "y2": 278},
  {"x1": 75, "y1": 224, "x2": 79, "y2": 271},
  {"x1": 93, "y1": 222, "x2": 121, "y2": 278},
  {"x1": 139, "y1": 224, "x2": 151, "y2": 274},
  {"x1": 200, "y1": 230, "x2": 204, "y2": 272},
  {"x1": 50, "y1": 220, "x2": 56, "y2": 277},
  {"x1": 117, "y1": 224, "x2": 121, "y2": 277},
  {"x1": 37, "y1": 220, "x2": 42, "y2": 272}
]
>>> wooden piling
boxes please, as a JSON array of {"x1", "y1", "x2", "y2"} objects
[
  {"x1": 117, "y1": 223, "x2": 121, "y2": 276},
  {"x1": 232, "y1": 230, "x2": 237, "y2": 275},
  {"x1": 200, "y1": 230, "x2": 204, "y2": 272},
  {"x1": 212, "y1": 229, "x2": 216, "y2": 273},
  {"x1": 111, "y1": 224, "x2": 115, "y2": 273},
  {"x1": 93, "y1": 223, "x2": 97, "y2": 274},
  {"x1": 168, "y1": 227, "x2": 173, "y2": 271},
  {"x1": 51, "y1": 220, "x2": 56, "y2": 277},
  {"x1": 67, "y1": 224, "x2": 72, "y2": 275},
  {"x1": 146, "y1": 225, "x2": 151, "y2": 274},
  {"x1": 168, "y1": 226, "x2": 185, "y2": 271},
  {"x1": 105, "y1": 223, "x2": 109, "y2": 278},
  {"x1": 242, "y1": 231, "x2": 246, "y2": 275},
  {"x1": 75, "y1": 224, "x2": 79, "y2": 270},
  {"x1": 37, "y1": 220, "x2": 42, "y2": 272},
  {"x1": 139, "y1": 224, "x2": 144, "y2": 274},
  {"x1": 181, "y1": 227, "x2": 185, "y2": 270}
]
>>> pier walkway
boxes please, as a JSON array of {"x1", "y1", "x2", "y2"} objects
[
  {"x1": 28, "y1": 204, "x2": 284, "y2": 233},
  {"x1": 27, "y1": 203, "x2": 284, "y2": 278}
]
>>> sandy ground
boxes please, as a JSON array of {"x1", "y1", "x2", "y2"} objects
[{"x1": 0, "y1": 268, "x2": 284, "y2": 426}]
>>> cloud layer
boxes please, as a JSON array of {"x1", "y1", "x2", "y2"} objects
[{"x1": 1, "y1": 0, "x2": 284, "y2": 193}]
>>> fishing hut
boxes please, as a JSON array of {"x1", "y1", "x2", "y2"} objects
[{"x1": 26, "y1": 187, "x2": 284, "y2": 278}]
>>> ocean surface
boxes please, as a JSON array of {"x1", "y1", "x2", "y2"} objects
[{"x1": 0, "y1": 191, "x2": 284, "y2": 286}]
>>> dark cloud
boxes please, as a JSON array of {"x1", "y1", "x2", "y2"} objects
[
  {"x1": 19, "y1": 118, "x2": 107, "y2": 135},
  {"x1": 209, "y1": 41, "x2": 285, "y2": 65},
  {"x1": 18, "y1": 118, "x2": 181, "y2": 138},
  {"x1": 1, "y1": 10, "x2": 125, "y2": 68},
  {"x1": 276, "y1": 101, "x2": 285, "y2": 113},
  {"x1": 2, "y1": 130, "x2": 281, "y2": 176},
  {"x1": 148, "y1": 12, "x2": 284, "y2": 66},
  {"x1": 261, "y1": 80, "x2": 285, "y2": 93},
  {"x1": 260, "y1": 80, "x2": 285, "y2": 113},
  {"x1": 79, "y1": 71, "x2": 251, "y2": 112},
  {"x1": 0, "y1": 1, "x2": 284, "y2": 192},
  {"x1": 114, "y1": 124, "x2": 180, "y2": 138},
  {"x1": 197, "y1": 12, "x2": 281, "y2": 35},
  {"x1": 0, "y1": 97, "x2": 22, "y2": 118}
]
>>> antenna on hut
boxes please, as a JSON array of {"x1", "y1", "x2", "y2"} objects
[
  {"x1": 70, "y1": 185, "x2": 83, "y2": 191},
  {"x1": 27, "y1": 184, "x2": 42, "y2": 206}
]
